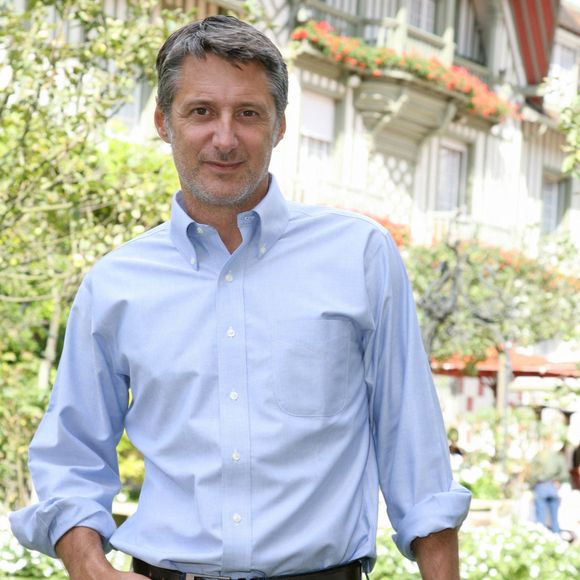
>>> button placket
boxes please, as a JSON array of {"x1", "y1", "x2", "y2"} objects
[{"x1": 215, "y1": 254, "x2": 252, "y2": 570}]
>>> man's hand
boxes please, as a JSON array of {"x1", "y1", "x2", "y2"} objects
[
  {"x1": 55, "y1": 526, "x2": 146, "y2": 580},
  {"x1": 412, "y1": 528, "x2": 460, "y2": 580}
]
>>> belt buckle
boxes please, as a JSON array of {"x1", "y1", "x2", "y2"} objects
[{"x1": 185, "y1": 574, "x2": 232, "y2": 580}]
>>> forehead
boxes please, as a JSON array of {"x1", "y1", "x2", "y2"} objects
[{"x1": 172, "y1": 53, "x2": 274, "y2": 108}]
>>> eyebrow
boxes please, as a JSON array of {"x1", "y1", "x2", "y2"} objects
[{"x1": 177, "y1": 98, "x2": 271, "y2": 113}]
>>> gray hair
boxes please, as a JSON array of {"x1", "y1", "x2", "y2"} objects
[{"x1": 156, "y1": 15, "x2": 288, "y2": 122}]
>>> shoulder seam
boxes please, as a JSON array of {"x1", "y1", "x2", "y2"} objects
[
  {"x1": 105, "y1": 222, "x2": 169, "y2": 257},
  {"x1": 288, "y1": 203, "x2": 389, "y2": 230}
]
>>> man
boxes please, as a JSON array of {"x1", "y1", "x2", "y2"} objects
[
  {"x1": 10, "y1": 16, "x2": 471, "y2": 580},
  {"x1": 529, "y1": 433, "x2": 569, "y2": 535},
  {"x1": 572, "y1": 441, "x2": 580, "y2": 490}
]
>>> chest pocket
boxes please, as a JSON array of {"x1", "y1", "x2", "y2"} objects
[{"x1": 272, "y1": 318, "x2": 353, "y2": 417}]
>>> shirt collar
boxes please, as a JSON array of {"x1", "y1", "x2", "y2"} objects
[
  {"x1": 169, "y1": 174, "x2": 289, "y2": 269},
  {"x1": 246, "y1": 174, "x2": 289, "y2": 259}
]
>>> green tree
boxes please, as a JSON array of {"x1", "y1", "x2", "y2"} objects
[
  {"x1": 0, "y1": 0, "x2": 187, "y2": 509},
  {"x1": 560, "y1": 95, "x2": 580, "y2": 177},
  {"x1": 404, "y1": 236, "x2": 579, "y2": 364}
]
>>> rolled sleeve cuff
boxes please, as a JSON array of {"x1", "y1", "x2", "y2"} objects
[
  {"x1": 392, "y1": 481, "x2": 472, "y2": 561},
  {"x1": 9, "y1": 497, "x2": 117, "y2": 558}
]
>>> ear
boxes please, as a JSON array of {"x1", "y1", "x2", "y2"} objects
[
  {"x1": 274, "y1": 114, "x2": 286, "y2": 147},
  {"x1": 154, "y1": 103, "x2": 171, "y2": 143}
]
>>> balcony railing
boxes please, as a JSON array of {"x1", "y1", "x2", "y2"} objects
[
  {"x1": 453, "y1": 54, "x2": 493, "y2": 86},
  {"x1": 299, "y1": 0, "x2": 455, "y2": 64},
  {"x1": 298, "y1": 0, "x2": 360, "y2": 35}
]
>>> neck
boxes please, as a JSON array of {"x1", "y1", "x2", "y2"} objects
[
  {"x1": 181, "y1": 177, "x2": 271, "y2": 254},
  {"x1": 185, "y1": 201, "x2": 243, "y2": 253}
]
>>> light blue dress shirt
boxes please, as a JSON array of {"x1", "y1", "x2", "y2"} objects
[{"x1": 10, "y1": 176, "x2": 470, "y2": 576}]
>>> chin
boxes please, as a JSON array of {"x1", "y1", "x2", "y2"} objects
[{"x1": 187, "y1": 186, "x2": 255, "y2": 208}]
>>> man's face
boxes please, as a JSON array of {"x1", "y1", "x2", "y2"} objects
[{"x1": 155, "y1": 54, "x2": 285, "y2": 211}]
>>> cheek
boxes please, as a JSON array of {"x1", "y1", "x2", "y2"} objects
[
  {"x1": 251, "y1": 134, "x2": 276, "y2": 155},
  {"x1": 174, "y1": 137, "x2": 201, "y2": 160}
]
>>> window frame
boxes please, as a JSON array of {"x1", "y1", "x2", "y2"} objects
[
  {"x1": 297, "y1": 89, "x2": 336, "y2": 186},
  {"x1": 540, "y1": 173, "x2": 570, "y2": 235},
  {"x1": 434, "y1": 139, "x2": 470, "y2": 214},
  {"x1": 408, "y1": 0, "x2": 438, "y2": 34}
]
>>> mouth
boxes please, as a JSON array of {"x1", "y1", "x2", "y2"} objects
[{"x1": 204, "y1": 160, "x2": 245, "y2": 171}]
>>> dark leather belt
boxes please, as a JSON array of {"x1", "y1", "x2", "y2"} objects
[{"x1": 133, "y1": 558, "x2": 362, "y2": 580}]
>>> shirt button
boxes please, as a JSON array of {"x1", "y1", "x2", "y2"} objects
[
  {"x1": 224, "y1": 272, "x2": 234, "y2": 282},
  {"x1": 232, "y1": 451, "x2": 241, "y2": 461},
  {"x1": 190, "y1": 257, "x2": 197, "y2": 266},
  {"x1": 229, "y1": 391, "x2": 239, "y2": 401},
  {"x1": 226, "y1": 326, "x2": 236, "y2": 337},
  {"x1": 196, "y1": 226, "x2": 204, "y2": 234},
  {"x1": 232, "y1": 513, "x2": 242, "y2": 524},
  {"x1": 259, "y1": 244, "x2": 267, "y2": 255}
]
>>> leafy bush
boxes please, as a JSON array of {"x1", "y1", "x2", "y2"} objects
[
  {"x1": 459, "y1": 523, "x2": 579, "y2": 579},
  {"x1": 459, "y1": 464, "x2": 504, "y2": 499},
  {"x1": 371, "y1": 533, "x2": 421, "y2": 579},
  {"x1": 3, "y1": 517, "x2": 579, "y2": 579},
  {"x1": 0, "y1": 0, "x2": 182, "y2": 514},
  {"x1": 0, "y1": 516, "x2": 130, "y2": 578},
  {"x1": 0, "y1": 518, "x2": 66, "y2": 578},
  {"x1": 117, "y1": 431, "x2": 145, "y2": 501},
  {"x1": 372, "y1": 523, "x2": 580, "y2": 580}
]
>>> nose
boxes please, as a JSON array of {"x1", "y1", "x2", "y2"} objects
[{"x1": 212, "y1": 115, "x2": 238, "y2": 153}]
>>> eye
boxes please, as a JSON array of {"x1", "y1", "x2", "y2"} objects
[
  {"x1": 191, "y1": 107, "x2": 210, "y2": 116},
  {"x1": 240, "y1": 109, "x2": 259, "y2": 118}
]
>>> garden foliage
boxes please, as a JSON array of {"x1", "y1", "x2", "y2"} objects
[
  {"x1": 404, "y1": 236, "x2": 580, "y2": 362},
  {"x1": 0, "y1": 0, "x2": 183, "y2": 509},
  {"x1": 372, "y1": 523, "x2": 580, "y2": 579},
  {"x1": 3, "y1": 517, "x2": 579, "y2": 579},
  {"x1": 560, "y1": 95, "x2": 580, "y2": 177}
]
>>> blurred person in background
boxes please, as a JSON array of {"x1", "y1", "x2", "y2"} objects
[{"x1": 529, "y1": 433, "x2": 569, "y2": 535}]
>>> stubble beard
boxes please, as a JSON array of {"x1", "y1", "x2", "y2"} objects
[
  {"x1": 166, "y1": 119, "x2": 278, "y2": 210},
  {"x1": 178, "y1": 161, "x2": 269, "y2": 209},
  {"x1": 172, "y1": 144, "x2": 273, "y2": 210}
]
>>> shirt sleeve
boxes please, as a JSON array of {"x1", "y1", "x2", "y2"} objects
[
  {"x1": 363, "y1": 230, "x2": 471, "y2": 561},
  {"x1": 9, "y1": 276, "x2": 129, "y2": 557}
]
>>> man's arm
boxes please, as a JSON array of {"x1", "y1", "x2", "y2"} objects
[
  {"x1": 364, "y1": 232, "x2": 471, "y2": 561},
  {"x1": 55, "y1": 527, "x2": 145, "y2": 580},
  {"x1": 412, "y1": 528, "x2": 460, "y2": 580},
  {"x1": 10, "y1": 279, "x2": 130, "y2": 556}
]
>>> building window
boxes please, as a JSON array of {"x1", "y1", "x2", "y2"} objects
[
  {"x1": 541, "y1": 176, "x2": 569, "y2": 234},
  {"x1": 550, "y1": 42, "x2": 577, "y2": 78},
  {"x1": 298, "y1": 90, "x2": 335, "y2": 185},
  {"x1": 298, "y1": 136, "x2": 333, "y2": 179},
  {"x1": 409, "y1": 0, "x2": 437, "y2": 33},
  {"x1": 545, "y1": 41, "x2": 578, "y2": 105},
  {"x1": 161, "y1": 1, "x2": 242, "y2": 18},
  {"x1": 435, "y1": 142, "x2": 468, "y2": 212},
  {"x1": 455, "y1": 0, "x2": 486, "y2": 64}
]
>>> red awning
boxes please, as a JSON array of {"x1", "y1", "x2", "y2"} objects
[
  {"x1": 510, "y1": 0, "x2": 560, "y2": 86},
  {"x1": 432, "y1": 348, "x2": 579, "y2": 378}
]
